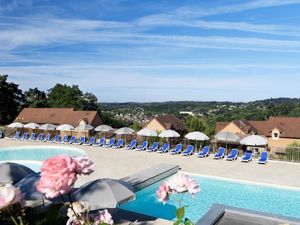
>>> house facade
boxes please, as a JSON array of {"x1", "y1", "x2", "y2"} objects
[{"x1": 216, "y1": 117, "x2": 300, "y2": 153}]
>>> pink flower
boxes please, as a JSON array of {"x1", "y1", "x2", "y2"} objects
[
  {"x1": 0, "y1": 184, "x2": 24, "y2": 209},
  {"x1": 36, "y1": 155, "x2": 77, "y2": 198},
  {"x1": 168, "y1": 174, "x2": 200, "y2": 196},
  {"x1": 156, "y1": 181, "x2": 171, "y2": 204},
  {"x1": 93, "y1": 209, "x2": 113, "y2": 225},
  {"x1": 74, "y1": 156, "x2": 95, "y2": 175}
]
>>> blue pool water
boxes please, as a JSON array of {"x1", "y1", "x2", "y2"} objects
[
  {"x1": 0, "y1": 146, "x2": 85, "y2": 172},
  {"x1": 121, "y1": 174, "x2": 300, "y2": 223}
]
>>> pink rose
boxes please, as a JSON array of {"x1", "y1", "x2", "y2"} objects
[
  {"x1": 93, "y1": 209, "x2": 113, "y2": 225},
  {"x1": 40, "y1": 155, "x2": 76, "y2": 176},
  {"x1": 74, "y1": 156, "x2": 95, "y2": 175},
  {"x1": 156, "y1": 181, "x2": 171, "y2": 204},
  {"x1": 168, "y1": 174, "x2": 200, "y2": 196},
  {"x1": 0, "y1": 184, "x2": 24, "y2": 209}
]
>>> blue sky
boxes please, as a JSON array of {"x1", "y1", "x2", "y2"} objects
[{"x1": 1, "y1": 0, "x2": 300, "y2": 102}]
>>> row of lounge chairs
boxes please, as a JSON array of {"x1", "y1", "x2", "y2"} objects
[{"x1": 7, "y1": 132, "x2": 268, "y2": 164}]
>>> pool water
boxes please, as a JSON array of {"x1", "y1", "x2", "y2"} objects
[
  {"x1": 0, "y1": 146, "x2": 85, "y2": 172},
  {"x1": 121, "y1": 175, "x2": 300, "y2": 223}
]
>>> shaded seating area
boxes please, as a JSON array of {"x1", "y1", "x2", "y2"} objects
[
  {"x1": 241, "y1": 151, "x2": 253, "y2": 162},
  {"x1": 157, "y1": 143, "x2": 170, "y2": 153},
  {"x1": 182, "y1": 145, "x2": 194, "y2": 156},
  {"x1": 125, "y1": 140, "x2": 137, "y2": 150},
  {"x1": 197, "y1": 146, "x2": 210, "y2": 158},
  {"x1": 169, "y1": 144, "x2": 183, "y2": 155},
  {"x1": 226, "y1": 149, "x2": 238, "y2": 161},
  {"x1": 213, "y1": 147, "x2": 225, "y2": 159},
  {"x1": 258, "y1": 151, "x2": 268, "y2": 164}
]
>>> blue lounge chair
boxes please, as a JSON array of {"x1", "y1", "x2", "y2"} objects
[
  {"x1": 83, "y1": 137, "x2": 96, "y2": 146},
  {"x1": 93, "y1": 137, "x2": 105, "y2": 147},
  {"x1": 136, "y1": 141, "x2": 148, "y2": 151},
  {"x1": 112, "y1": 139, "x2": 124, "y2": 149},
  {"x1": 43, "y1": 134, "x2": 51, "y2": 142},
  {"x1": 73, "y1": 136, "x2": 85, "y2": 145},
  {"x1": 35, "y1": 133, "x2": 44, "y2": 142},
  {"x1": 21, "y1": 133, "x2": 29, "y2": 141},
  {"x1": 125, "y1": 140, "x2": 137, "y2": 150},
  {"x1": 182, "y1": 145, "x2": 194, "y2": 156},
  {"x1": 49, "y1": 135, "x2": 60, "y2": 143},
  {"x1": 213, "y1": 147, "x2": 225, "y2": 159},
  {"x1": 146, "y1": 142, "x2": 159, "y2": 152},
  {"x1": 169, "y1": 144, "x2": 183, "y2": 155},
  {"x1": 241, "y1": 151, "x2": 253, "y2": 162},
  {"x1": 11, "y1": 131, "x2": 21, "y2": 140},
  {"x1": 226, "y1": 149, "x2": 238, "y2": 161},
  {"x1": 68, "y1": 136, "x2": 77, "y2": 144},
  {"x1": 28, "y1": 133, "x2": 36, "y2": 141},
  {"x1": 60, "y1": 135, "x2": 69, "y2": 144},
  {"x1": 103, "y1": 138, "x2": 115, "y2": 148},
  {"x1": 157, "y1": 143, "x2": 170, "y2": 153},
  {"x1": 258, "y1": 151, "x2": 268, "y2": 164},
  {"x1": 197, "y1": 146, "x2": 210, "y2": 158},
  {"x1": 0, "y1": 130, "x2": 3, "y2": 138}
]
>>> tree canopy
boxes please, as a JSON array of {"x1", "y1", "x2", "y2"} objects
[{"x1": 24, "y1": 87, "x2": 48, "y2": 108}]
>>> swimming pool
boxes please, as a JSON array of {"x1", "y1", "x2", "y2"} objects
[
  {"x1": 0, "y1": 145, "x2": 85, "y2": 172},
  {"x1": 121, "y1": 174, "x2": 300, "y2": 223}
]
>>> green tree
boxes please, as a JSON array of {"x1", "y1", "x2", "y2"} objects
[
  {"x1": 0, "y1": 75, "x2": 25, "y2": 124},
  {"x1": 82, "y1": 92, "x2": 99, "y2": 110},
  {"x1": 24, "y1": 87, "x2": 48, "y2": 107},
  {"x1": 47, "y1": 84, "x2": 84, "y2": 109}
]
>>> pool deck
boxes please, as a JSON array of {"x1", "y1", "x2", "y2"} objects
[{"x1": 1, "y1": 139, "x2": 300, "y2": 189}]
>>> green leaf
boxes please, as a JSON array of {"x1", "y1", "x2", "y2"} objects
[
  {"x1": 45, "y1": 203, "x2": 64, "y2": 224},
  {"x1": 184, "y1": 218, "x2": 194, "y2": 225},
  {"x1": 176, "y1": 207, "x2": 185, "y2": 221},
  {"x1": 173, "y1": 219, "x2": 182, "y2": 225}
]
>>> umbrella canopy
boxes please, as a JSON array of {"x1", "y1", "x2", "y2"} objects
[
  {"x1": 0, "y1": 162, "x2": 35, "y2": 185},
  {"x1": 39, "y1": 123, "x2": 57, "y2": 131},
  {"x1": 95, "y1": 124, "x2": 113, "y2": 132},
  {"x1": 56, "y1": 124, "x2": 75, "y2": 131},
  {"x1": 71, "y1": 179, "x2": 135, "y2": 210},
  {"x1": 7, "y1": 122, "x2": 24, "y2": 128},
  {"x1": 115, "y1": 127, "x2": 135, "y2": 135},
  {"x1": 76, "y1": 124, "x2": 94, "y2": 131},
  {"x1": 240, "y1": 135, "x2": 268, "y2": 146},
  {"x1": 14, "y1": 173, "x2": 43, "y2": 201},
  {"x1": 137, "y1": 128, "x2": 157, "y2": 137},
  {"x1": 214, "y1": 131, "x2": 241, "y2": 143},
  {"x1": 185, "y1": 131, "x2": 209, "y2": 141},
  {"x1": 24, "y1": 122, "x2": 40, "y2": 129},
  {"x1": 158, "y1": 129, "x2": 180, "y2": 138}
]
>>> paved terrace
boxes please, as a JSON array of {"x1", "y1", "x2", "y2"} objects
[{"x1": 1, "y1": 139, "x2": 300, "y2": 189}]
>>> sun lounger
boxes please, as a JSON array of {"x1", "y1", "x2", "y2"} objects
[
  {"x1": 49, "y1": 135, "x2": 60, "y2": 143},
  {"x1": 60, "y1": 135, "x2": 69, "y2": 144},
  {"x1": 125, "y1": 140, "x2": 137, "y2": 150},
  {"x1": 21, "y1": 133, "x2": 29, "y2": 141},
  {"x1": 0, "y1": 130, "x2": 3, "y2": 138},
  {"x1": 213, "y1": 147, "x2": 225, "y2": 159},
  {"x1": 11, "y1": 131, "x2": 21, "y2": 140},
  {"x1": 197, "y1": 146, "x2": 210, "y2": 158},
  {"x1": 136, "y1": 141, "x2": 148, "y2": 151},
  {"x1": 83, "y1": 137, "x2": 96, "y2": 146},
  {"x1": 35, "y1": 133, "x2": 43, "y2": 142},
  {"x1": 226, "y1": 148, "x2": 238, "y2": 161},
  {"x1": 92, "y1": 137, "x2": 105, "y2": 147},
  {"x1": 157, "y1": 143, "x2": 170, "y2": 153},
  {"x1": 169, "y1": 144, "x2": 183, "y2": 155},
  {"x1": 112, "y1": 139, "x2": 124, "y2": 149},
  {"x1": 103, "y1": 138, "x2": 115, "y2": 148},
  {"x1": 73, "y1": 136, "x2": 85, "y2": 145},
  {"x1": 241, "y1": 151, "x2": 253, "y2": 162},
  {"x1": 258, "y1": 151, "x2": 268, "y2": 164},
  {"x1": 67, "y1": 136, "x2": 77, "y2": 144},
  {"x1": 28, "y1": 133, "x2": 36, "y2": 141},
  {"x1": 182, "y1": 145, "x2": 194, "y2": 156},
  {"x1": 146, "y1": 142, "x2": 159, "y2": 152},
  {"x1": 43, "y1": 134, "x2": 51, "y2": 142}
]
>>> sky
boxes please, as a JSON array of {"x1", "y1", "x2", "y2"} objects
[{"x1": 1, "y1": 0, "x2": 300, "y2": 102}]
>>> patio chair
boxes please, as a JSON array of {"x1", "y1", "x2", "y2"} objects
[
  {"x1": 73, "y1": 136, "x2": 86, "y2": 145},
  {"x1": 35, "y1": 133, "x2": 44, "y2": 142},
  {"x1": 11, "y1": 131, "x2": 21, "y2": 140},
  {"x1": 92, "y1": 137, "x2": 105, "y2": 147},
  {"x1": 157, "y1": 143, "x2": 170, "y2": 153},
  {"x1": 21, "y1": 133, "x2": 29, "y2": 141},
  {"x1": 136, "y1": 141, "x2": 148, "y2": 151},
  {"x1": 28, "y1": 133, "x2": 36, "y2": 141},
  {"x1": 103, "y1": 138, "x2": 115, "y2": 148},
  {"x1": 241, "y1": 151, "x2": 253, "y2": 162},
  {"x1": 112, "y1": 139, "x2": 124, "y2": 149},
  {"x1": 182, "y1": 145, "x2": 194, "y2": 156},
  {"x1": 146, "y1": 142, "x2": 159, "y2": 152},
  {"x1": 197, "y1": 146, "x2": 210, "y2": 158},
  {"x1": 169, "y1": 144, "x2": 183, "y2": 155},
  {"x1": 125, "y1": 140, "x2": 137, "y2": 150},
  {"x1": 43, "y1": 133, "x2": 51, "y2": 142},
  {"x1": 258, "y1": 151, "x2": 268, "y2": 164},
  {"x1": 226, "y1": 149, "x2": 238, "y2": 161},
  {"x1": 213, "y1": 147, "x2": 225, "y2": 159},
  {"x1": 83, "y1": 137, "x2": 96, "y2": 146},
  {"x1": 68, "y1": 136, "x2": 77, "y2": 144}
]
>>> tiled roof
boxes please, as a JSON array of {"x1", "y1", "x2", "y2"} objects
[{"x1": 155, "y1": 114, "x2": 188, "y2": 131}]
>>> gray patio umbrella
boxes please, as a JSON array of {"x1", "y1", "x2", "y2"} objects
[
  {"x1": 185, "y1": 131, "x2": 209, "y2": 149},
  {"x1": 115, "y1": 127, "x2": 135, "y2": 144},
  {"x1": 39, "y1": 123, "x2": 57, "y2": 131},
  {"x1": 76, "y1": 124, "x2": 94, "y2": 131},
  {"x1": 214, "y1": 131, "x2": 241, "y2": 151},
  {"x1": 0, "y1": 162, "x2": 35, "y2": 185},
  {"x1": 14, "y1": 173, "x2": 43, "y2": 201},
  {"x1": 56, "y1": 124, "x2": 74, "y2": 131},
  {"x1": 24, "y1": 122, "x2": 40, "y2": 129},
  {"x1": 158, "y1": 129, "x2": 180, "y2": 138},
  {"x1": 137, "y1": 128, "x2": 157, "y2": 137},
  {"x1": 240, "y1": 135, "x2": 268, "y2": 146},
  {"x1": 95, "y1": 125, "x2": 113, "y2": 132},
  {"x1": 7, "y1": 122, "x2": 24, "y2": 128},
  {"x1": 71, "y1": 179, "x2": 135, "y2": 210}
]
